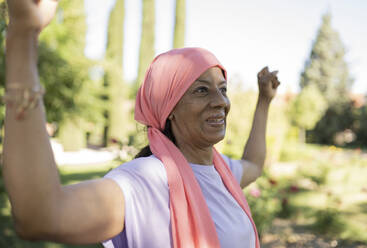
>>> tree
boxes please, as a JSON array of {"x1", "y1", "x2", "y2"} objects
[
  {"x1": 353, "y1": 104, "x2": 367, "y2": 147},
  {"x1": 289, "y1": 84, "x2": 327, "y2": 142},
  {"x1": 0, "y1": 0, "x2": 8, "y2": 139},
  {"x1": 104, "y1": 0, "x2": 133, "y2": 146},
  {"x1": 0, "y1": 0, "x2": 102, "y2": 151},
  {"x1": 173, "y1": 0, "x2": 185, "y2": 48},
  {"x1": 39, "y1": 0, "x2": 104, "y2": 151},
  {"x1": 300, "y1": 13, "x2": 353, "y2": 106},
  {"x1": 133, "y1": 0, "x2": 155, "y2": 96},
  {"x1": 300, "y1": 13, "x2": 354, "y2": 145}
]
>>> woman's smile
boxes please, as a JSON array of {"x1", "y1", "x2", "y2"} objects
[{"x1": 205, "y1": 112, "x2": 226, "y2": 127}]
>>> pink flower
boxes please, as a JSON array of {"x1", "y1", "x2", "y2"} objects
[
  {"x1": 110, "y1": 138, "x2": 119, "y2": 144},
  {"x1": 250, "y1": 187, "x2": 261, "y2": 198},
  {"x1": 289, "y1": 185, "x2": 299, "y2": 193}
]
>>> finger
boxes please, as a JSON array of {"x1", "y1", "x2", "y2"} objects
[
  {"x1": 257, "y1": 66, "x2": 268, "y2": 79},
  {"x1": 272, "y1": 79, "x2": 280, "y2": 89},
  {"x1": 271, "y1": 70, "x2": 278, "y2": 76},
  {"x1": 265, "y1": 66, "x2": 270, "y2": 74},
  {"x1": 257, "y1": 68, "x2": 265, "y2": 78},
  {"x1": 268, "y1": 70, "x2": 278, "y2": 83}
]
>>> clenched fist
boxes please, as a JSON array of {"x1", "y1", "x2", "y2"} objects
[
  {"x1": 257, "y1": 66, "x2": 280, "y2": 103},
  {"x1": 7, "y1": 0, "x2": 58, "y2": 34}
]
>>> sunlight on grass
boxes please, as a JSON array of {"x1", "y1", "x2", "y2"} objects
[
  {"x1": 276, "y1": 143, "x2": 367, "y2": 243},
  {"x1": 58, "y1": 160, "x2": 121, "y2": 185}
]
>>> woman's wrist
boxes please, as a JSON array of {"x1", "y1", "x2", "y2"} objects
[
  {"x1": 257, "y1": 95, "x2": 272, "y2": 107},
  {"x1": 5, "y1": 25, "x2": 40, "y2": 88},
  {"x1": 6, "y1": 23, "x2": 40, "y2": 43}
]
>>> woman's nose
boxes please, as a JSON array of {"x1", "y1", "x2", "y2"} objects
[{"x1": 209, "y1": 89, "x2": 229, "y2": 108}]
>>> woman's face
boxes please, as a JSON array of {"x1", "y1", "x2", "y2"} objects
[{"x1": 170, "y1": 67, "x2": 231, "y2": 148}]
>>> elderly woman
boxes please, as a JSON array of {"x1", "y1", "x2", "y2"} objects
[{"x1": 3, "y1": 1, "x2": 280, "y2": 248}]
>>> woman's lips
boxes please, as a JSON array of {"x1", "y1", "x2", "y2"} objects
[{"x1": 206, "y1": 115, "x2": 225, "y2": 126}]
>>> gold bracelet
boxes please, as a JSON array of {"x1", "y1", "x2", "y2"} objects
[{"x1": 2, "y1": 83, "x2": 45, "y2": 120}]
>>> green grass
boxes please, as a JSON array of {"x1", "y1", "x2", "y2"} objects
[
  {"x1": 275, "y1": 143, "x2": 367, "y2": 243},
  {"x1": 0, "y1": 160, "x2": 120, "y2": 248}
]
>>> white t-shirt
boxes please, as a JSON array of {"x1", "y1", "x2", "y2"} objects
[{"x1": 103, "y1": 154, "x2": 256, "y2": 248}]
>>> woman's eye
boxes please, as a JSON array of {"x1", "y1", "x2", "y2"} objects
[
  {"x1": 195, "y1": 87, "x2": 208, "y2": 94},
  {"x1": 220, "y1": 87, "x2": 227, "y2": 94}
]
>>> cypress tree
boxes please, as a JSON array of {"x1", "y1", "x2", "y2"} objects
[
  {"x1": 134, "y1": 0, "x2": 155, "y2": 96},
  {"x1": 105, "y1": 0, "x2": 131, "y2": 146},
  {"x1": 300, "y1": 13, "x2": 353, "y2": 106},
  {"x1": 106, "y1": 0, "x2": 124, "y2": 65},
  {"x1": 289, "y1": 84, "x2": 328, "y2": 143},
  {"x1": 301, "y1": 13, "x2": 354, "y2": 145},
  {"x1": 173, "y1": 0, "x2": 185, "y2": 48}
]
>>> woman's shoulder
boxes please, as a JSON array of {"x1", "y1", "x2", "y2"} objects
[
  {"x1": 105, "y1": 155, "x2": 167, "y2": 183},
  {"x1": 220, "y1": 154, "x2": 244, "y2": 184}
]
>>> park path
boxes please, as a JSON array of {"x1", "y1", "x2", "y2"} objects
[
  {"x1": 262, "y1": 219, "x2": 367, "y2": 248},
  {"x1": 51, "y1": 139, "x2": 117, "y2": 166}
]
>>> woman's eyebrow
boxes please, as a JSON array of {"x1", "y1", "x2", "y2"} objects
[
  {"x1": 196, "y1": 79, "x2": 211, "y2": 84},
  {"x1": 196, "y1": 79, "x2": 227, "y2": 85}
]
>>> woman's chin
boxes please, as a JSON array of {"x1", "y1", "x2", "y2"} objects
[{"x1": 204, "y1": 131, "x2": 226, "y2": 146}]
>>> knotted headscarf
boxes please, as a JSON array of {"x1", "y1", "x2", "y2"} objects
[{"x1": 135, "y1": 47, "x2": 260, "y2": 248}]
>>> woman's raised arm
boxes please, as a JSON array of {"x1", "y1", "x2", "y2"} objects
[
  {"x1": 3, "y1": 0, "x2": 124, "y2": 243},
  {"x1": 239, "y1": 67, "x2": 280, "y2": 188}
]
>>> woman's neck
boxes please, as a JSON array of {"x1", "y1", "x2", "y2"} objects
[{"x1": 176, "y1": 141, "x2": 213, "y2": 165}]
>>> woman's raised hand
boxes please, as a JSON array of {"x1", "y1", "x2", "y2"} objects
[
  {"x1": 257, "y1": 66, "x2": 280, "y2": 103},
  {"x1": 7, "y1": 0, "x2": 58, "y2": 34}
]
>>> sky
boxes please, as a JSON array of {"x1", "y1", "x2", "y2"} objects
[{"x1": 84, "y1": 0, "x2": 367, "y2": 94}]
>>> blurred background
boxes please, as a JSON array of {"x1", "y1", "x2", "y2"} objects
[{"x1": 0, "y1": 0, "x2": 366, "y2": 247}]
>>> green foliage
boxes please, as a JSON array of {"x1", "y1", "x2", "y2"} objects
[
  {"x1": 38, "y1": 43, "x2": 100, "y2": 125},
  {"x1": 220, "y1": 88, "x2": 257, "y2": 158},
  {"x1": 289, "y1": 84, "x2": 327, "y2": 131},
  {"x1": 266, "y1": 100, "x2": 289, "y2": 163},
  {"x1": 312, "y1": 207, "x2": 345, "y2": 235},
  {"x1": 279, "y1": 142, "x2": 320, "y2": 162},
  {"x1": 106, "y1": 0, "x2": 124, "y2": 65},
  {"x1": 299, "y1": 13, "x2": 356, "y2": 146},
  {"x1": 245, "y1": 171, "x2": 304, "y2": 237},
  {"x1": 311, "y1": 191, "x2": 346, "y2": 236},
  {"x1": 308, "y1": 101, "x2": 356, "y2": 145},
  {"x1": 220, "y1": 82, "x2": 289, "y2": 164},
  {"x1": 104, "y1": 0, "x2": 135, "y2": 146},
  {"x1": 300, "y1": 13, "x2": 353, "y2": 106},
  {"x1": 266, "y1": 143, "x2": 367, "y2": 243},
  {"x1": 352, "y1": 104, "x2": 367, "y2": 146},
  {"x1": 57, "y1": 117, "x2": 87, "y2": 151},
  {"x1": 133, "y1": 0, "x2": 155, "y2": 96},
  {"x1": 173, "y1": 0, "x2": 185, "y2": 48},
  {"x1": 0, "y1": 1, "x2": 7, "y2": 138},
  {"x1": 245, "y1": 175, "x2": 281, "y2": 238},
  {"x1": 300, "y1": 162, "x2": 330, "y2": 186},
  {"x1": 37, "y1": 0, "x2": 105, "y2": 150}
]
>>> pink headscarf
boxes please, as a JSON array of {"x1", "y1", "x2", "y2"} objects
[{"x1": 135, "y1": 47, "x2": 260, "y2": 248}]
